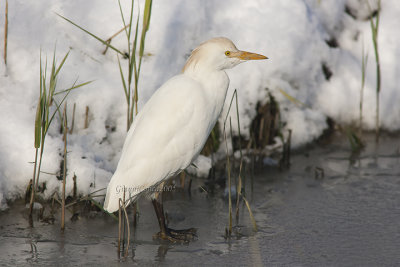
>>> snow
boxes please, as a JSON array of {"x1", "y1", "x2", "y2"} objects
[
  {"x1": 186, "y1": 155, "x2": 212, "y2": 178},
  {"x1": 0, "y1": 0, "x2": 399, "y2": 209}
]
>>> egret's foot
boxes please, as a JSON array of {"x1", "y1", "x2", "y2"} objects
[{"x1": 153, "y1": 227, "x2": 197, "y2": 243}]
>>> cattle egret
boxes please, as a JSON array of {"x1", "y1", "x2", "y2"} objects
[{"x1": 104, "y1": 37, "x2": 267, "y2": 241}]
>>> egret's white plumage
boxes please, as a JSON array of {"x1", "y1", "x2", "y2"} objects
[{"x1": 104, "y1": 37, "x2": 266, "y2": 213}]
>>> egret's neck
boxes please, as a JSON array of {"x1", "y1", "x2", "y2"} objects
[
  {"x1": 184, "y1": 67, "x2": 230, "y2": 124},
  {"x1": 185, "y1": 67, "x2": 229, "y2": 97}
]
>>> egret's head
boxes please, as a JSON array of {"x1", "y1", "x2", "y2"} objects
[{"x1": 183, "y1": 37, "x2": 267, "y2": 73}]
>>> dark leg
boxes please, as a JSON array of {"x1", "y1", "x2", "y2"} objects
[
  {"x1": 151, "y1": 192, "x2": 197, "y2": 243},
  {"x1": 152, "y1": 197, "x2": 168, "y2": 234}
]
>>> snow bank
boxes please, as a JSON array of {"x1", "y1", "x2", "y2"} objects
[{"x1": 0, "y1": 0, "x2": 399, "y2": 208}]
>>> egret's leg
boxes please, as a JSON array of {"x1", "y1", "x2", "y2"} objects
[
  {"x1": 152, "y1": 196, "x2": 167, "y2": 234},
  {"x1": 151, "y1": 190, "x2": 197, "y2": 243}
]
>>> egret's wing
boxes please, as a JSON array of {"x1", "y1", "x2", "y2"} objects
[
  {"x1": 120, "y1": 74, "x2": 209, "y2": 169},
  {"x1": 104, "y1": 75, "x2": 209, "y2": 212}
]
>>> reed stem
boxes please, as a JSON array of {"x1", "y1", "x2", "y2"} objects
[
  {"x1": 368, "y1": 0, "x2": 381, "y2": 142},
  {"x1": 61, "y1": 103, "x2": 68, "y2": 231},
  {"x1": 3, "y1": 0, "x2": 8, "y2": 65}
]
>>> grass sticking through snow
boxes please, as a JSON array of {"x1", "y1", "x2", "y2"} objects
[
  {"x1": 57, "y1": 0, "x2": 153, "y2": 131},
  {"x1": 366, "y1": 0, "x2": 381, "y2": 142},
  {"x1": 29, "y1": 48, "x2": 91, "y2": 223}
]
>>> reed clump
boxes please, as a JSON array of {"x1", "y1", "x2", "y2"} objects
[
  {"x1": 57, "y1": 0, "x2": 153, "y2": 131},
  {"x1": 29, "y1": 48, "x2": 91, "y2": 224},
  {"x1": 223, "y1": 90, "x2": 258, "y2": 237}
]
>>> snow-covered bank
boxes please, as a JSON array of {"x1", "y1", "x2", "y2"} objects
[{"x1": 0, "y1": 0, "x2": 398, "y2": 209}]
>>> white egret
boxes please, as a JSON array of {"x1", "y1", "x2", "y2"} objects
[{"x1": 104, "y1": 37, "x2": 267, "y2": 241}]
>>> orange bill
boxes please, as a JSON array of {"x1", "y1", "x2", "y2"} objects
[{"x1": 231, "y1": 50, "x2": 268, "y2": 60}]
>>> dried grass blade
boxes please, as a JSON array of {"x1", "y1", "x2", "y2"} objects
[
  {"x1": 117, "y1": 55, "x2": 129, "y2": 102},
  {"x1": 278, "y1": 88, "x2": 308, "y2": 108},
  {"x1": 56, "y1": 13, "x2": 123, "y2": 56},
  {"x1": 242, "y1": 195, "x2": 258, "y2": 232}
]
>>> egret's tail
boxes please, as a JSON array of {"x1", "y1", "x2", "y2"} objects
[
  {"x1": 103, "y1": 183, "x2": 120, "y2": 213},
  {"x1": 103, "y1": 163, "x2": 172, "y2": 213},
  {"x1": 103, "y1": 172, "x2": 142, "y2": 213}
]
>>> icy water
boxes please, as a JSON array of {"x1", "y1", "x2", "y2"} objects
[{"x1": 1, "y1": 132, "x2": 399, "y2": 266}]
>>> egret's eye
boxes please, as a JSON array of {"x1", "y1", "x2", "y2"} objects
[{"x1": 225, "y1": 51, "x2": 231, "y2": 56}]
